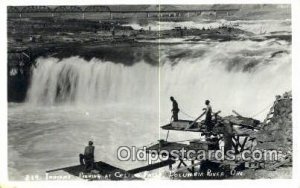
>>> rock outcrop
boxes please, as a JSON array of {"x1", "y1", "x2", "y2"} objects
[{"x1": 254, "y1": 91, "x2": 292, "y2": 166}]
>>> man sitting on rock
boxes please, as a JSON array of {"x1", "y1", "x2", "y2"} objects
[{"x1": 79, "y1": 141, "x2": 95, "y2": 171}]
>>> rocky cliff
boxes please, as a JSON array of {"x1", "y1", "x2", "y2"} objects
[{"x1": 254, "y1": 91, "x2": 292, "y2": 168}]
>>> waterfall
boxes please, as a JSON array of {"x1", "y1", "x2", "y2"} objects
[{"x1": 27, "y1": 39, "x2": 291, "y2": 120}]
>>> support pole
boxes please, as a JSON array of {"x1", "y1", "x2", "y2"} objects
[
  {"x1": 191, "y1": 160, "x2": 195, "y2": 178},
  {"x1": 169, "y1": 156, "x2": 173, "y2": 170},
  {"x1": 240, "y1": 137, "x2": 249, "y2": 152},
  {"x1": 165, "y1": 130, "x2": 170, "y2": 141}
]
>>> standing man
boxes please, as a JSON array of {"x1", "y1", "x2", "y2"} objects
[
  {"x1": 170, "y1": 96, "x2": 180, "y2": 121},
  {"x1": 204, "y1": 100, "x2": 213, "y2": 132}
]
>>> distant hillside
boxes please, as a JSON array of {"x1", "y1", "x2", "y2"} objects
[
  {"x1": 110, "y1": 4, "x2": 291, "y2": 20},
  {"x1": 11, "y1": 5, "x2": 291, "y2": 20}
]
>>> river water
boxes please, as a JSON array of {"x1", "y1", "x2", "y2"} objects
[{"x1": 8, "y1": 19, "x2": 291, "y2": 180}]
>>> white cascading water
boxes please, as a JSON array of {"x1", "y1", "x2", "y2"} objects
[
  {"x1": 159, "y1": 40, "x2": 291, "y2": 121},
  {"x1": 27, "y1": 39, "x2": 291, "y2": 121},
  {"x1": 26, "y1": 57, "x2": 159, "y2": 110}
]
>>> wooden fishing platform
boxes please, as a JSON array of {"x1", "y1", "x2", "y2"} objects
[
  {"x1": 146, "y1": 141, "x2": 200, "y2": 175},
  {"x1": 46, "y1": 161, "x2": 140, "y2": 180},
  {"x1": 46, "y1": 110, "x2": 261, "y2": 180},
  {"x1": 161, "y1": 120, "x2": 204, "y2": 132},
  {"x1": 141, "y1": 113, "x2": 262, "y2": 177},
  {"x1": 46, "y1": 159, "x2": 177, "y2": 180},
  {"x1": 145, "y1": 140, "x2": 246, "y2": 178}
]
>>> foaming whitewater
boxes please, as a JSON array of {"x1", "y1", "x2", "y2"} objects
[
  {"x1": 26, "y1": 39, "x2": 291, "y2": 121},
  {"x1": 125, "y1": 19, "x2": 291, "y2": 34},
  {"x1": 159, "y1": 40, "x2": 291, "y2": 122},
  {"x1": 27, "y1": 57, "x2": 159, "y2": 110}
]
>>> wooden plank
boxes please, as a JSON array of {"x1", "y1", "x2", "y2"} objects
[
  {"x1": 161, "y1": 124, "x2": 204, "y2": 132},
  {"x1": 232, "y1": 110, "x2": 243, "y2": 117},
  {"x1": 185, "y1": 111, "x2": 206, "y2": 130},
  {"x1": 46, "y1": 161, "x2": 135, "y2": 180},
  {"x1": 190, "y1": 111, "x2": 222, "y2": 128},
  {"x1": 46, "y1": 165, "x2": 81, "y2": 173},
  {"x1": 127, "y1": 159, "x2": 175, "y2": 174}
]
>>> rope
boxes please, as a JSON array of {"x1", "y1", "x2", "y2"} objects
[
  {"x1": 180, "y1": 109, "x2": 195, "y2": 119},
  {"x1": 250, "y1": 102, "x2": 274, "y2": 118}
]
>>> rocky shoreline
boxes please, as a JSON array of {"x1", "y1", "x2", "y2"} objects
[{"x1": 243, "y1": 91, "x2": 292, "y2": 179}]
